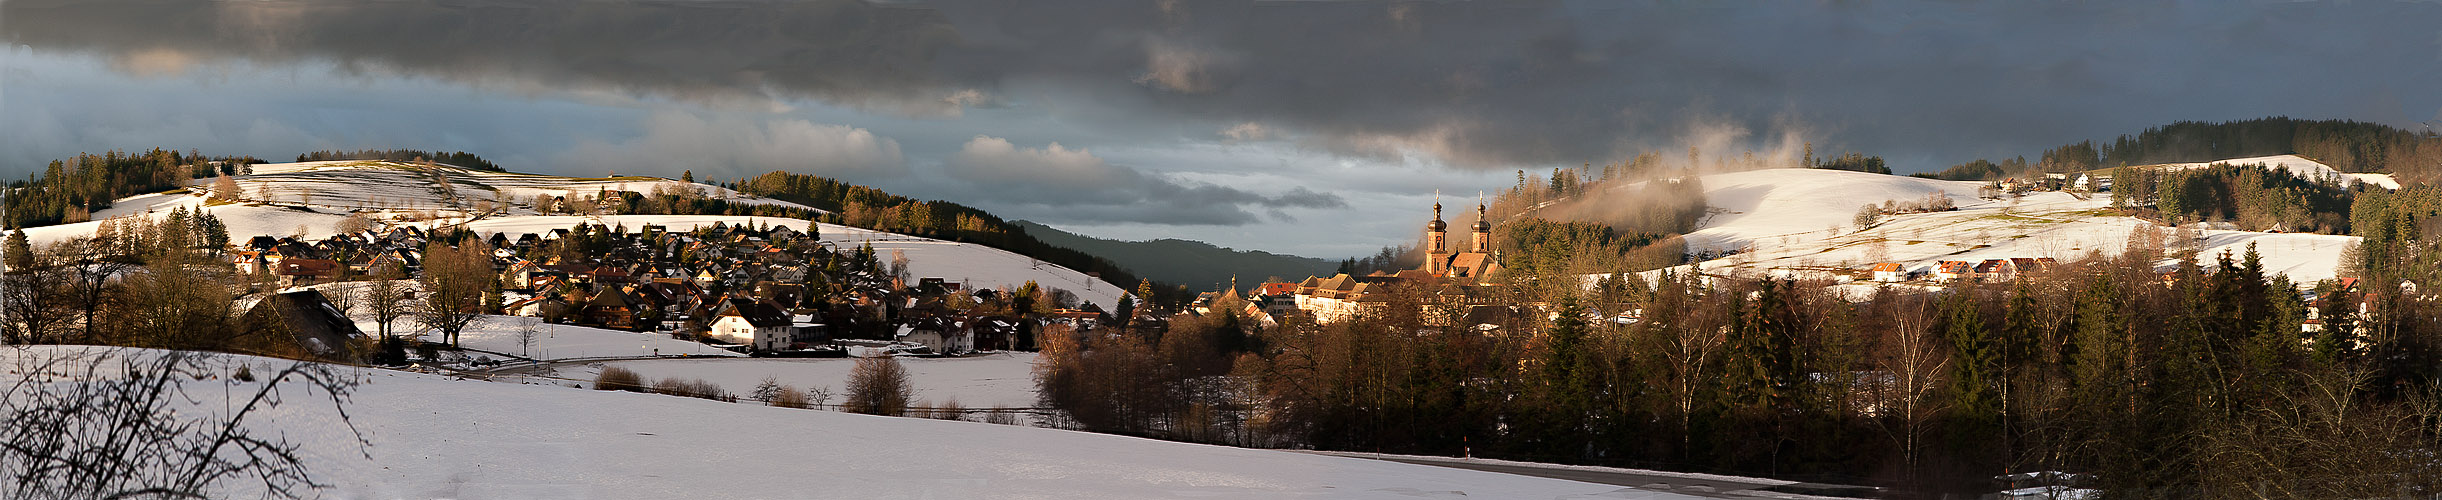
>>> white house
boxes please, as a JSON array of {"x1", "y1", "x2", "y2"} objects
[
  {"x1": 1870, "y1": 262, "x2": 1907, "y2": 283},
  {"x1": 894, "y1": 316, "x2": 971, "y2": 354},
  {"x1": 711, "y1": 298, "x2": 795, "y2": 351}
]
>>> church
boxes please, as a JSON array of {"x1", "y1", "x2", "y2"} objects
[{"x1": 1289, "y1": 194, "x2": 1502, "y2": 323}]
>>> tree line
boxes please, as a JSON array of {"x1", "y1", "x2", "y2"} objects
[
  {"x1": 1036, "y1": 222, "x2": 2442, "y2": 496},
  {"x1": 3, "y1": 149, "x2": 264, "y2": 229},
  {"x1": 2110, "y1": 162, "x2": 2361, "y2": 233},
  {"x1": 1949, "y1": 117, "x2": 2442, "y2": 184},
  {"x1": 294, "y1": 149, "x2": 505, "y2": 172},
  {"x1": 728, "y1": 170, "x2": 1149, "y2": 305}
]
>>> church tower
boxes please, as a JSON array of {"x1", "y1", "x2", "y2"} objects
[
  {"x1": 1471, "y1": 192, "x2": 1493, "y2": 254},
  {"x1": 1426, "y1": 191, "x2": 1449, "y2": 275}
]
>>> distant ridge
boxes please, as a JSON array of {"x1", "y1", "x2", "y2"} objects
[{"x1": 1012, "y1": 220, "x2": 1338, "y2": 289}]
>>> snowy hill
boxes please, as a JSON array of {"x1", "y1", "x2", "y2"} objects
[
  {"x1": 4, "y1": 346, "x2": 1674, "y2": 500},
  {"x1": 2137, "y1": 154, "x2": 2400, "y2": 190},
  {"x1": 1653, "y1": 163, "x2": 2360, "y2": 286},
  {"x1": 20, "y1": 160, "x2": 813, "y2": 247},
  {"x1": 18, "y1": 161, "x2": 1125, "y2": 309},
  {"x1": 458, "y1": 215, "x2": 1128, "y2": 309}
]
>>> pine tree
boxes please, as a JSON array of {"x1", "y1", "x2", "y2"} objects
[
  {"x1": 1944, "y1": 292, "x2": 1997, "y2": 417},
  {"x1": 4, "y1": 230, "x2": 32, "y2": 271}
]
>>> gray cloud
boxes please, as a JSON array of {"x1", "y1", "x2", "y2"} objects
[
  {"x1": 13, "y1": 0, "x2": 2438, "y2": 173},
  {"x1": 555, "y1": 112, "x2": 907, "y2": 180},
  {"x1": 936, "y1": 135, "x2": 1343, "y2": 225}
]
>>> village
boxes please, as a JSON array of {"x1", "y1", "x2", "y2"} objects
[{"x1": 225, "y1": 217, "x2": 1123, "y2": 362}]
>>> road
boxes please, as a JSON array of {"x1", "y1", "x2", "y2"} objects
[{"x1": 1306, "y1": 452, "x2": 1878, "y2": 499}]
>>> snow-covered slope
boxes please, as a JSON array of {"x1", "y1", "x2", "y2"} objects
[
  {"x1": 2145, "y1": 154, "x2": 2400, "y2": 190},
  {"x1": 229, "y1": 160, "x2": 816, "y2": 212},
  {"x1": 17, "y1": 162, "x2": 1123, "y2": 309},
  {"x1": 459, "y1": 215, "x2": 1129, "y2": 309},
  {"x1": 1658, "y1": 164, "x2": 2360, "y2": 286},
  {"x1": 5, "y1": 347, "x2": 1671, "y2": 500},
  {"x1": 1681, "y1": 168, "x2": 1985, "y2": 254},
  {"x1": 19, "y1": 160, "x2": 811, "y2": 248}
]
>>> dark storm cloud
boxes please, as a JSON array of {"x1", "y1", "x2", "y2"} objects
[
  {"x1": 8, "y1": 0, "x2": 2441, "y2": 173},
  {"x1": 935, "y1": 135, "x2": 1345, "y2": 225}
]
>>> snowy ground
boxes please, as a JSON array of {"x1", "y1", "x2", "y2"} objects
[
  {"x1": 382, "y1": 314, "x2": 741, "y2": 361},
  {"x1": 4, "y1": 346, "x2": 1674, "y2": 500},
  {"x1": 567, "y1": 353, "x2": 1042, "y2": 408}
]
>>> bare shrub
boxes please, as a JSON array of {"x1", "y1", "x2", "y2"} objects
[
  {"x1": 983, "y1": 411, "x2": 1021, "y2": 426},
  {"x1": 932, "y1": 398, "x2": 966, "y2": 421},
  {"x1": 807, "y1": 385, "x2": 835, "y2": 408},
  {"x1": 593, "y1": 366, "x2": 646, "y2": 392},
  {"x1": 652, "y1": 378, "x2": 730, "y2": 402},
  {"x1": 771, "y1": 386, "x2": 809, "y2": 409},
  {"x1": 843, "y1": 356, "x2": 913, "y2": 416}
]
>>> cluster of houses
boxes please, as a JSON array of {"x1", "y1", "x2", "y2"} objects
[
  {"x1": 226, "y1": 219, "x2": 1125, "y2": 357},
  {"x1": 1866, "y1": 257, "x2": 2062, "y2": 283}
]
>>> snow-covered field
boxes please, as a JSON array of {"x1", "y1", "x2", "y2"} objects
[
  {"x1": 4, "y1": 346, "x2": 1668, "y2": 500},
  {"x1": 458, "y1": 215, "x2": 1128, "y2": 308},
  {"x1": 574, "y1": 353, "x2": 1042, "y2": 408},
  {"x1": 1658, "y1": 160, "x2": 2363, "y2": 286},
  {"x1": 384, "y1": 314, "x2": 741, "y2": 361}
]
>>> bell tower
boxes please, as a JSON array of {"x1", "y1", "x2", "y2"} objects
[
  {"x1": 1471, "y1": 192, "x2": 1493, "y2": 254},
  {"x1": 1426, "y1": 191, "x2": 1449, "y2": 275}
]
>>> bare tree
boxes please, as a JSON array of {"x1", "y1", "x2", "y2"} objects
[
  {"x1": 1, "y1": 348, "x2": 367, "y2": 500},
  {"x1": 1874, "y1": 292, "x2": 1951, "y2": 483},
  {"x1": 514, "y1": 317, "x2": 541, "y2": 358},
  {"x1": 414, "y1": 240, "x2": 494, "y2": 347},
  {"x1": 211, "y1": 174, "x2": 242, "y2": 202},
  {"x1": 1, "y1": 252, "x2": 73, "y2": 345},
  {"x1": 59, "y1": 239, "x2": 134, "y2": 344},
  {"x1": 362, "y1": 263, "x2": 411, "y2": 343},
  {"x1": 843, "y1": 356, "x2": 913, "y2": 416},
  {"x1": 333, "y1": 213, "x2": 377, "y2": 236}
]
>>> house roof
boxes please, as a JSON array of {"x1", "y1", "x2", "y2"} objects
[
  {"x1": 276, "y1": 259, "x2": 343, "y2": 277},
  {"x1": 719, "y1": 298, "x2": 791, "y2": 328},
  {"x1": 1870, "y1": 262, "x2": 1904, "y2": 273},
  {"x1": 249, "y1": 289, "x2": 364, "y2": 359}
]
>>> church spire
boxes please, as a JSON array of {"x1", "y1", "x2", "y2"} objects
[
  {"x1": 1471, "y1": 191, "x2": 1493, "y2": 254},
  {"x1": 1426, "y1": 190, "x2": 1449, "y2": 275}
]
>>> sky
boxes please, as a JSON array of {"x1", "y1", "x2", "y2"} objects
[{"x1": 6, "y1": 0, "x2": 2441, "y2": 259}]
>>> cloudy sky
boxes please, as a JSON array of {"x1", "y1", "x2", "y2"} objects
[{"x1": 6, "y1": 0, "x2": 2440, "y2": 258}]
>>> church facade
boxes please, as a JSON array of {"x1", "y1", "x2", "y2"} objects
[{"x1": 1291, "y1": 195, "x2": 1502, "y2": 323}]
